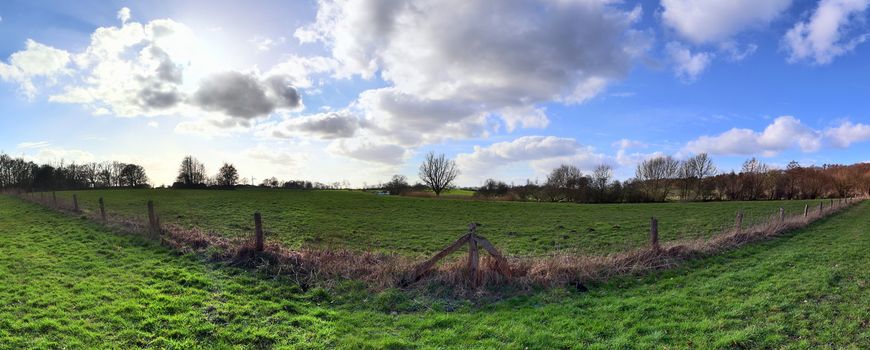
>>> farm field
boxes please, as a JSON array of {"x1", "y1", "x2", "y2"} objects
[
  {"x1": 1, "y1": 195, "x2": 868, "y2": 348},
  {"x1": 56, "y1": 188, "x2": 834, "y2": 256}
]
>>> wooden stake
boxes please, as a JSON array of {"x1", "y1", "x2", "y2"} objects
[
  {"x1": 778, "y1": 207, "x2": 785, "y2": 224},
  {"x1": 52, "y1": 191, "x2": 57, "y2": 207},
  {"x1": 147, "y1": 200, "x2": 158, "y2": 235},
  {"x1": 468, "y1": 223, "x2": 480, "y2": 288},
  {"x1": 804, "y1": 204, "x2": 808, "y2": 218},
  {"x1": 650, "y1": 217, "x2": 659, "y2": 252},
  {"x1": 73, "y1": 194, "x2": 79, "y2": 212},
  {"x1": 99, "y1": 197, "x2": 106, "y2": 223},
  {"x1": 735, "y1": 210, "x2": 743, "y2": 231},
  {"x1": 254, "y1": 212, "x2": 264, "y2": 252},
  {"x1": 819, "y1": 201, "x2": 823, "y2": 214}
]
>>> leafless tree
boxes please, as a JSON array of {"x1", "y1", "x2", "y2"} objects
[
  {"x1": 418, "y1": 152, "x2": 459, "y2": 196},
  {"x1": 544, "y1": 164, "x2": 588, "y2": 202},
  {"x1": 591, "y1": 164, "x2": 612, "y2": 202},
  {"x1": 176, "y1": 156, "x2": 207, "y2": 186},
  {"x1": 681, "y1": 153, "x2": 717, "y2": 200},
  {"x1": 636, "y1": 156, "x2": 680, "y2": 201}
]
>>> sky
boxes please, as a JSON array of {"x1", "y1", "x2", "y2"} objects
[{"x1": 1, "y1": 0, "x2": 870, "y2": 187}]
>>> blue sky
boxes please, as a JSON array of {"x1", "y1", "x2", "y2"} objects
[{"x1": 2, "y1": 0, "x2": 870, "y2": 187}]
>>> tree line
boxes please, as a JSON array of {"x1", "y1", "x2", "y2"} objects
[
  {"x1": 0, "y1": 153, "x2": 149, "y2": 191},
  {"x1": 379, "y1": 152, "x2": 870, "y2": 203}
]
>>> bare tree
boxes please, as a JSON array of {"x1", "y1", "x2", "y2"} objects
[
  {"x1": 215, "y1": 163, "x2": 239, "y2": 188},
  {"x1": 545, "y1": 164, "x2": 588, "y2": 202},
  {"x1": 176, "y1": 156, "x2": 207, "y2": 186},
  {"x1": 418, "y1": 152, "x2": 460, "y2": 196},
  {"x1": 636, "y1": 156, "x2": 680, "y2": 201},
  {"x1": 591, "y1": 164, "x2": 612, "y2": 202},
  {"x1": 681, "y1": 153, "x2": 717, "y2": 200}
]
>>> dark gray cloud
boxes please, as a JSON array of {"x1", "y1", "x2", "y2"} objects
[
  {"x1": 150, "y1": 46, "x2": 183, "y2": 84},
  {"x1": 137, "y1": 84, "x2": 182, "y2": 109},
  {"x1": 264, "y1": 75, "x2": 301, "y2": 108},
  {"x1": 192, "y1": 72, "x2": 302, "y2": 120},
  {"x1": 270, "y1": 111, "x2": 359, "y2": 139}
]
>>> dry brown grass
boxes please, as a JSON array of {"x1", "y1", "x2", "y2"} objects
[{"x1": 5, "y1": 189, "x2": 862, "y2": 296}]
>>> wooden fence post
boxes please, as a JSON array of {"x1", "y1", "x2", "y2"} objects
[
  {"x1": 804, "y1": 204, "x2": 808, "y2": 218},
  {"x1": 254, "y1": 212, "x2": 264, "y2": 252},
  {"x1": 73, "y1": 194, "x2": 79, "y2": 212},
  {"x1": 650, "y1": 217, "x2": 659, "y2": 252},
  {"x1": 99, "y1": 197, "x2": 107, "y2": 223},
  {"x1": 147, "y1": 200, "x2": 158, "y2": 235},
  {"x1": 735, "y1": 210, "x2": 743, "y2": 231},
  {"x1": 52, "y1": 191, "x2": 58, "y2": 208},
  {"x1": 819, "y1": 201, "x2": 823, "y2": 214},
  {"x1": 467, "y1": 223, "x2": 480, "y2": 288}
]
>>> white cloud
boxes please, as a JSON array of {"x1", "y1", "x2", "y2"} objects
[
  {"x1": 117, "y1": 7, "x2": 131, "y2": 24},
  {"x1": 16, "y1": 141, "x2": 51, "y2": 149},
  {"x1": 783, "y1": 0, "x2": 870, "y2": 64},
  {"x1": 666, "y1": 42, "x2": 713, "y2": 81},
  {"x1": 684, "y1": 116, "x2": 870, "y2": 156},
  {"x1": 0, "y1": 39, "x2": 71, "y2": 98},
  {"x1": 824, "y1": 121, "x2": 870, "y2": 147},
  {"x1": 612, "y1": 138, "x2": 647, "y2": 150},
  {"x1": 297, "y1": 0, "x2": 647, "y2": 145},
  {"x1": 719, "y1": 41, "x2": 758, "y2": 61},
  {"x1": 456, "y1": 136, "x2": 608, "y2": 177},
  {"x1": 147, "y1": 120, "x2": 159, "y2": 128},
  {"x1": 327, "y1": 139, "x2": 410, "y2": 164},
  {"x1": 249, "y1": 36, "x2": 286, "y2": 52},
  {"x1": 661, "y1": 0, "x2": 793, "y2": 44}
]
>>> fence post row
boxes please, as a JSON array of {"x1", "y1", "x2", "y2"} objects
[
  {"x1": 650, "y1": 217, "x2": 659, "y2": 252},
  {"x1": 254, "y1": 212, "x2": 264, "y2": 252},
  {"x1": 98, "y1": 197, "x2": 107, "y2": 223}
]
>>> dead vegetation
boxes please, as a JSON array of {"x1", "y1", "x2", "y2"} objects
[{"x1": 4, "y1": 190, "x2": 862, "y2": 296}]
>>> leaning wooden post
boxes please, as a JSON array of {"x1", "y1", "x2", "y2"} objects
[
  {"x1": 147, "y1": 200, "x2": 158, "y2": 235},
  {"x1": 72, "y1": 194, "x2": 79, "y2": 212},
  {"x1": 735, "y1": 210, "x2": 744, "y2": 232},
  {"x1": 650, "y1": 217, "x2": 660, "y2": 252},
  {"x1": 803, "y1": 204, "x2": 809, "y2": 218},
  {"x1": 99, "y1": 197, "x2": 106, "y2": 223},
  {"x1": 467, "y1": 223, "x2": 480, "y2": 288},
  {"x1": 254, "y1": 212, "x2": 264, "y2": 252}
]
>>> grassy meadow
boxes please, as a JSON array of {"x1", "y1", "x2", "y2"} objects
[
  {"x1": 1, "y1": 195, "x2": 868, "y2": 348},
  {"x1": 55, "y1": 188, "x2": 832, "y2": 256}
]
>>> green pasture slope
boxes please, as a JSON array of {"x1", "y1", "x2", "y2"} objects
[
  {"x1": 55, "y1": 189, "x2": 832, "y2": 256},
  {"x1": 1, "y1": 195, "x2": 869, "y2": 348}
]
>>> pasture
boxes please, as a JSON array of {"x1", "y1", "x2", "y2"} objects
[
  {"x1": 56, "y1": 188, "x2": 831, "y2": 256},
  {"x1": 0, "y1": 195, "x2": 868, "y2": 348}
]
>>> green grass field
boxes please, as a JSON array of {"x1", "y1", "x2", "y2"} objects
[
  {"x1": 55, "y1": 189, "x2": 831, "y2": 256},
  {"x1": 1, "y1": 195, "x2": 868, "y2": 348}
]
